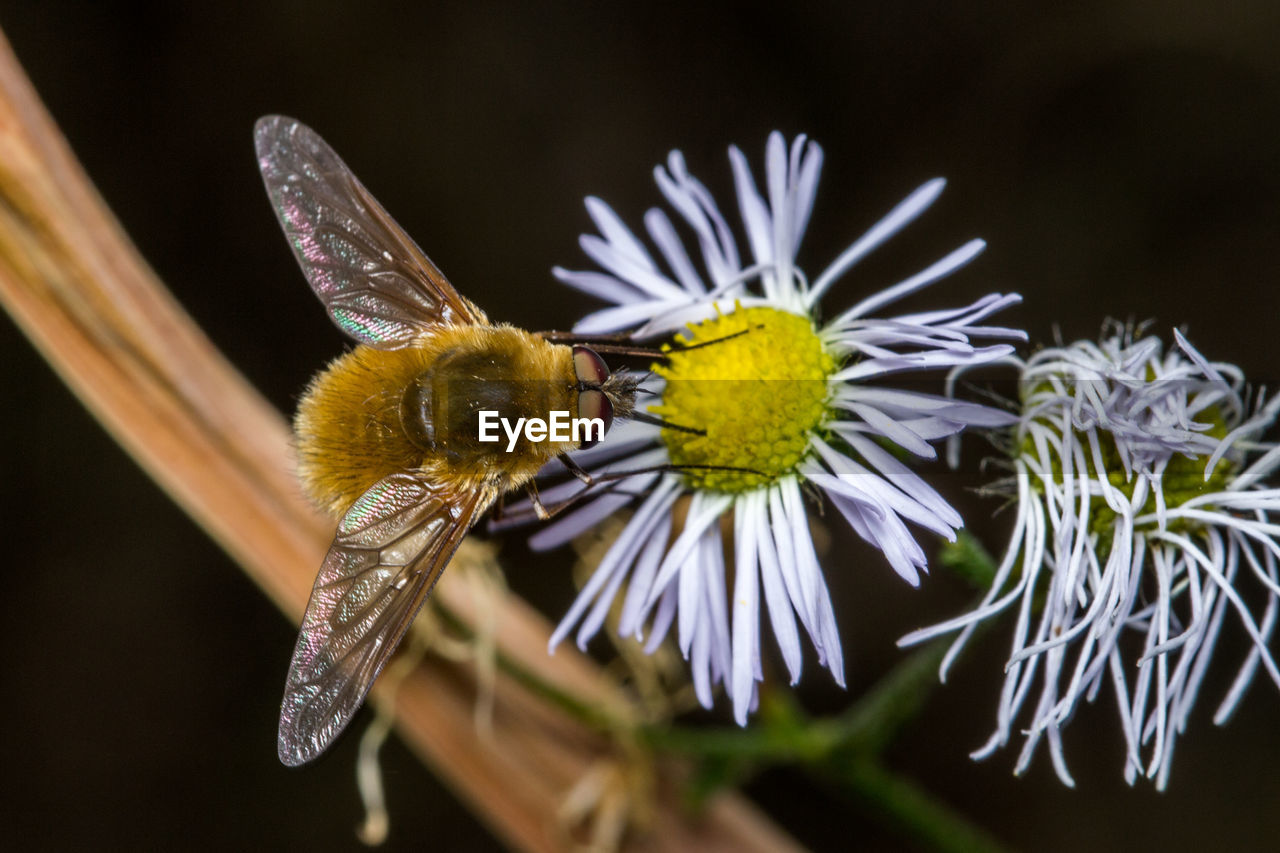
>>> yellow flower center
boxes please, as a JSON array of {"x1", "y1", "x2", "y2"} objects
[
  {"x1": 1020, "y1": 399, "x2": 1236, "y2": 541},
  {"x1": 652, "y1": 306, "x2": 836, "y2": 492}
]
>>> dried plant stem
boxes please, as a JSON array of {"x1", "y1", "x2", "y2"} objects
[{"x1": 0, "y1": 27, "x2": 796, "y2": 852}]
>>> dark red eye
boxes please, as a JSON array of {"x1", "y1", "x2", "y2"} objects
[
  {"x1": 576, "y1": 388, "x2": 614, "y2": 448},
  {"x1": 572, "y1": 345, "x2": 609, "y2": 388}
]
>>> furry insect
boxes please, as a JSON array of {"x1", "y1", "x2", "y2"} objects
[{"x1": 256, "y1": 116, "x2": 648, "y2": 766}]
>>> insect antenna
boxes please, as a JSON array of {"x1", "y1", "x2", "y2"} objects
[
  {"x1": 629, "y1": 409, "x2": 704, "y2": 436},
  {"x1": 537, "y1": 329, "x2": 666, "y2": 358},
  {"x1": 664, "y1": 325, "x2": 760, "y2": 353},
  {"x1": 536, "y1": 330, "x2": 648, "y2": 345},
  {"x1": 536, "y1": 326, "x2": 760, "y2": 360}
]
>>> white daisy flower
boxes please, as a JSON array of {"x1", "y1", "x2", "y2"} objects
[
  {"x1": 535, "y1": 133, "x2": 1025, "y2": 724},
  {"x1": 902, "y1": 324, "x2": 1280, "y2": 788}
]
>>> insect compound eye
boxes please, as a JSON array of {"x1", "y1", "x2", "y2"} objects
[
  {"x1": 576, "y1": 388, "x2": 614, "y2": 449},
  {"x1": 572, "y1": 345, "x2": 610, "y2": 388}
]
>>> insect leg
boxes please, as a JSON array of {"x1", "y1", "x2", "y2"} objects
[
  {"x1": 557, "y1": 453, "x2": 593, "y2": 484},
  {"x1": 492, "y1": 459, "x2": 764, "y2": 531},
  {"x1": 489, "y1": 489, "x2": 509, "y2": 522},
  {"x1": 523, "y1": 479, "x2": 552, "y2": 521}
]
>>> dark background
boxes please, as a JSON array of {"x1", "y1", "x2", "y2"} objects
[{"x1": 3, "y1": 2, "x2": 1280, "y2": 850}]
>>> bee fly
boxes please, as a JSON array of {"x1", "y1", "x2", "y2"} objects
[{"x1": 257, "y1": 116, "x2": 714, "y2": 765}]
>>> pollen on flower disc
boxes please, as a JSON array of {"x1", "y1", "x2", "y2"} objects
[{"x1": 653, "y1": 306, "x2": 835, "y2": 492}]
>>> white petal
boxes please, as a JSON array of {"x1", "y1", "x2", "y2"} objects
[
  {"x1": 833, "y1": 344, "x2": 1017, "y2": 381},
  {"x1": 644, "y1": 207, "x2": 706, "y2": 295},
  {"x1": 643, "y1": 581, "x2": 679, "y2": 653},
  {"x1": 842, "y1": 402, "x2": 937, "y2": 458},
  {"x1": 585, "y1": 196, "x2": 657, "y2": 271},
  {"x1": 782, "y1": 482, "x2": 844, "y2": 683},
  {"x1": 701, "y1": 528, "x2": 734, "y2": 693},
  {"x1": 677, "y1": 526, "x2": 706, "y2": 657},
  {"x1": 690, "y1": 603, "x2": 713, "y2": 708},
  {"x1": 617, "y1": 480, "x2": 683, "y2": 632},
  {"x1": 573, "y1": 300, "x2": 688, "y2": 334},
  {"x1": 580, "y1": 234, "x2": 687, "y2": 300},
  {"x1": 732, "y1": 497, "x2": 762, "y2": 724},
  {"x1": 790, "y1": 137, "x2": 823, "y2": 251},
  {"x1": 767, "y1": 481, "x2": 820, "y2": 640},
  {"x1": 625, "y1": 509, "x2": 677, "y2": 640},
  {"x1": 728, "y1": 144, "x2": 774, "y2": 277},
  {"x1": 553, "y1": 267, "x2": 642, "y2": 304},
  {"x1": 809, "y1": 178, "x2": 946, "y2": 303},
  {"x1": 653, "y1": 154, "x2": 741, "y2": 286},
  {"x1": 576, "y1": 544, "x2": 635, "y2": 648},
  {"x1": 842, "y1": 431, "x2": 963, "y2": 529},
  {"x1": 829, "y1": 239, "x2": 986, "y2": 324},
  {"x1": 656, "y1": 492, "x2": 732, "y2": 613},
  {"x1": 757, "y1": 490, "x2": 803, "y2": 682}
]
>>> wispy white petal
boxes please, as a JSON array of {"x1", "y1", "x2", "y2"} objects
[{"x1": 907, "y1": 325, "x2": 1280, "y2": 787}]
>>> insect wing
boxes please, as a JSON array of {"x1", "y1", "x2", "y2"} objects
[
  {"x1": 255, "y1": 115, "x2": 486, "y2": 347},
  {"x1": 278, "y1": 473, "x2": 496, "y2": 766}
]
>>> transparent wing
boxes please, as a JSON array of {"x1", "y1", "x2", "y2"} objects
[
  {"x1": 278, "y1": 473, "x2": 497, "y2": 766},
  {"x1": 255, "y1": 115, "x2": 486, "y2": 347}
]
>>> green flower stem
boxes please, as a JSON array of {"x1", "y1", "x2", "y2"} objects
[
  {"x1": 638, "y1": 696, "x2": 837, "y2": 762},
  {"x1": 637, "y1": 634, "x2": 952, "y2": 763},
  {"x1": 638, "y1": 675, "x2": 1006, "y2": 852},
  {"x1": 829, "y1": 637, "x2": 950, "y2": 755},
  {"x1": 835, "y1": 531, "x2": 1000, "y2": 754},
  {"x1": 828, "y1": 759, "x2": 1007, "y2": 853}
]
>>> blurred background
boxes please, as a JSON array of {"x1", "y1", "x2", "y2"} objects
[{"x1": 3, "y1": 1, "x2": 1280, "y2": 850}]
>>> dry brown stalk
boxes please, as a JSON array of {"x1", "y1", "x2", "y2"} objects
[{"x1": 0, "y1": 26, "x2": 797, "y2": 853}]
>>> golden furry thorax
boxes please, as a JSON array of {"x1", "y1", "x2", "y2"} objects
[{"x1": 294, "y1": 324, "x2": 584, "y2": 517}]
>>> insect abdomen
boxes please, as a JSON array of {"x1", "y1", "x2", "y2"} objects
[{"x1": 294, "y1": 344, "x2": 433, "y2": 517}]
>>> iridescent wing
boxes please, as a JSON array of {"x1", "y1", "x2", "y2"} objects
[
  {"x1": 255, "y1": 115, "x2": 486, "y2": 347},
  {"x1": 278, "y1": 473, "x2": 497, "y2": 766}
]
